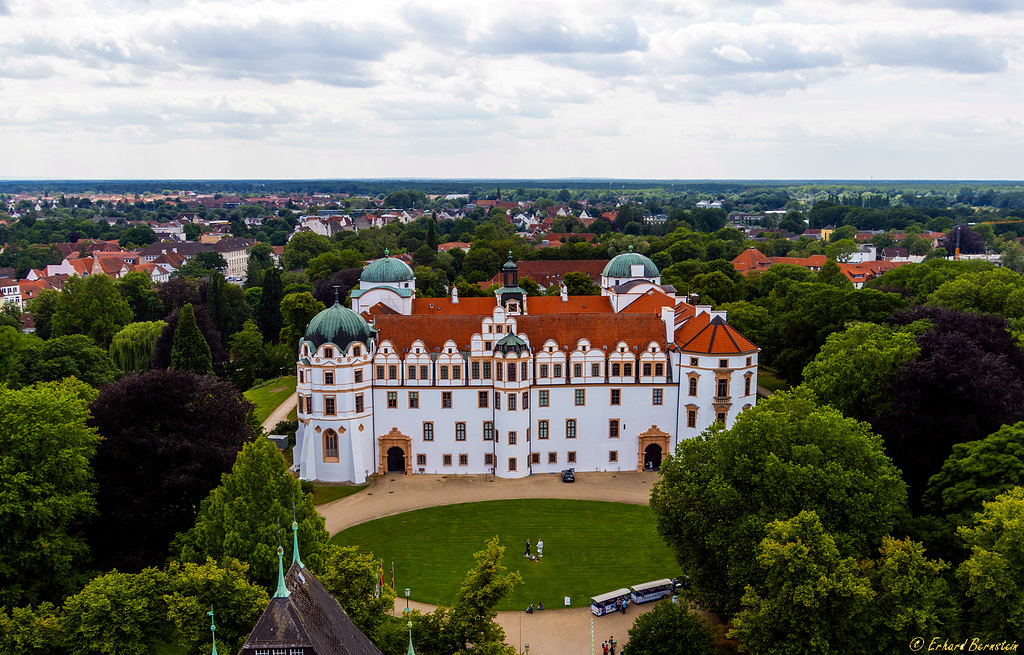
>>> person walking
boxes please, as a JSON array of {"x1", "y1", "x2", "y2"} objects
[
  {"x1": 602, "y1": 641, "x2": 609, "y2": 655},
  {"x1": 524, "y1": 539, "x2": 531, "y2": 557},
  {"x1": 537, "y1": 538, "x2": 544, "y2": 557},
  {"x1": 609, "y1": 636, "x2": 617, "y2": 655}
]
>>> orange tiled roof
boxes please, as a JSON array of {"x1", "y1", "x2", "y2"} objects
[
  {"x1": 674, "y1": 312, "x2": 758, "y2": 355},
  {"x1": 619, "y1": 289, "x2": 677, "y2": 314},
  {"x1": 409, "y1": 295, "x2": 615, "y2": 316}
]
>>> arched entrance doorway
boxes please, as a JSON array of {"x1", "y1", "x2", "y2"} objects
[
  {"x1": 377, "y1": 427, "x2": 413, "y2": 475},
  {"x1": 644, "y1": 444, "x2": 663, "y2": 470},
  {"x1": 387, "y1": 446, "x2": 406, "y2": 473},
  {"x1": 637, "y1": 425, "x2": 670, "y2": 472}
]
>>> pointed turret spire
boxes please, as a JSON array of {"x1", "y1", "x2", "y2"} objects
[
  {"x1": 274, "y1": 523, "x2": 290, "y2": 598},
  {"x1": 291, "y1": 495, "x2": 305, "y2": 568},
  {"x1": 384, "y1": 248, "x2": 390, "y2": 258},
  {"x1": 407, "y1": 619, "x2": 416, "y2": 655},
  {"x1": 208, "y1": 605, "x2": 218, "y2": 655}
]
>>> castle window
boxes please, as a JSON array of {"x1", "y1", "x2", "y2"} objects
[
  {"x1": 566, "y1": 419, "x2": 577, "y2": 438},
  {"x1": 592, "y1": 363, "x2": 600, "y2": 377},
  {"x1": 574, "y1": 363, "x2": 582, "y2": 378},
  {"x1": 354, "y1": 370, "x2": 363, "y2": 383},
  {"x1": 522, "y1": 392, "x2": 529, "y2": 409},
  {"x1": 324, "y1": 371, "x2": 334, "y2": 385},
  {"x1": 540, "y1": 364, "x2": 548, "y2": 378},
  {"x1": 531, "y1": 453, "x2": 540, "y2": 464},
  {"x1": 496, "y1": 363, "x2": 503, "y2": 381},
  {"x1": 508, "y1": 431, "x2": 516, "y2": 445},
  {"x1": 567, "y1": 451, "x2": 576, "y2": 463},
  {"x1": 575, "y1": 389, "x2": 585, "y2": 406},
  {"x1": 478, "y1": 391, "x2": 488, "y2": 408},
  {"x1": 324, "y1": 347, "x2": 333, "y2": 358},
  {"x1": 324, "y1": 397, "x2": 336, "y2": 415},
  {"x1": 299, "y1": 370, "x2": 304, "y2": 383},
  {"x1": 507, "y1": 363, "x2": 516, "y2": 381},
  {"x1": 485, "y1": 341, "x2": 492, "y2": 350},
  {"x1": 521, "y1": 362, "x2": 528, "y2": 380},
  {"x1": 453, "y1": 365, "x2": 461, "y2": 379},
  {"x1": 441, "y1": 366, "x2": 449, "y2": 380},
  {"x1": 443, "y1": 454, "x2": 452, "y2": 466},
  {"x1": 539, "y1": 420, "x2": 549, "y2": 439},
  {"x1": 456, "y1": 423, "x2": 466, "y2": 441},
  {"x1": 417, "y1": 454, "x2": 427, "y2": 466},
  {"x1": 690, "y1": 357, "x2": 699, "y2": 366},
  {"x1": 747, "y1": 357, "x2": 753, "y2": 367},
  {"x1": 353, "y1": 346, "x2": 361, "y2": 357},
  {"x1": 485, "y1": 453, "x2": 494, "y2": 466},
  {"x1": 472, "y1": 362, "x2": 480, "y2": 379},
  {"x1": 643, "y1": 363, "x2": 652, "y2": 376},
  {"x1": 689, "y1": 378, "x2": 698, "y2": 396},
  {"x1": 408, "y1": 366, "x2": 416, "y2": 379},
  {"x1": 609, "y1": 451, "x2": 618, "y2": 463},
  {"x1": 484, "y1": 362, "x2": 492, "y2": 379},
  {"x1": 355, "y1": 394, "x2": 364, "y2": 413},
  {"x1": 387, "y1": 392, "x2": 397, "y2": 408},
  {"x1": 423, "y1": 422, "x2": 433, "y2": 441},
  {"x1": 610, "y1": 389, "x2": 621, "y2": 406},
  {"x1": 388, "y1": 365, "x2": 397, "y2": 380},
  {"x1": 409, "y1": 392, "x2": 419, "y2": 409},
  {"x1": 323, "y1": 430, "x2": 338, "y2": 462},
  {"x1": 539, "y1": 390, "x2": 549, "y2": 407},
  {"x1": 624, "y1": 362, "x2": 632, "y2": 377},
  {"x1": 508, "y1": 458, "x2": 517, "y2": 472},
  {"x1": 717, "y1": 412, "x2": 726, "y2": 424},
  {"x1": 494, "y1": 392, "x2": 501, "y2": 410},
  {"x1": 420, "y1": 365, "x2": 428, "y2": 379},
  {"x1": 459, "y1": 454, "x2": 468, "y2": 466},
  {"x1": 442, "y1": 391, "x2": 452, "y2": 408},
  {"x1": 305, "y1": 396, "x2": 312, "y2": 414},
  {"x1": 554, "y1": 364, "x2": 562, "y2": 378},
  {"x1": 717, "y1": 379, "x2": 728, "y2": 398},
  {"x1": 483, "y1": 422, "x2": 494, "y2": 441},
  {"x1": 719, "y1": 359, "x2": 728, "y2": 368},
  {"x1": 612, "y1": 363, "x2": 620, "y2": 376},
  {"x1": 653, "y1": 389, "x2": 663, "y2": 405},
  {"x1": 377, "y1": 365, "x2": 385, "y2": 379},
  {"x1": 609, "y1": 419, "x2": 619, "y2": 438},
  {"x1": 655, "y1": 363, "x2": 664, "y2": 376},
  {"x1": 548, "y1": 452, "x2": 557, "y2": 464},
  {"x1": 687, "y1": 409, "x2": 697, "y2": 428},
  {"x1": 508, "y1": 393, "x2": 516, "y2": 411},
  {"x1": 745, "y1": 376, "x2": 751, "y2": 395}
]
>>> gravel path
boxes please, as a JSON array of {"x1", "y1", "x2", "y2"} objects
[{"x1": 262, "y1": 392, "x2": 297, "y2": 432}]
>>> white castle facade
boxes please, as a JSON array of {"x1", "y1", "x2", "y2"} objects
[{"x1": 293, "y1": 251, "x2": 759, "y2": 484}]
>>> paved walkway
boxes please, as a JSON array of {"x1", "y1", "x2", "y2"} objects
[{"x1": 262, "y1": 392, "x2": 297, "y2": 432}]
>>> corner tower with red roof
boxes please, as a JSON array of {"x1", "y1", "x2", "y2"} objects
[{"x1": 294, "y1": 252, "x2": 759, "y2": 483}]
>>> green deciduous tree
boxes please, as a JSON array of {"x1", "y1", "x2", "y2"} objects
[
  {"x1": 257, "y1": 267, "x2": 284, "y2": 343},
  {"x1": 282, "y1": 232, "x2": 333, "y2": 271},
  {"x1": 109, "y1": 320, "x2": 166, "y2": 373},
  {"x1": 801, "y1": 322, "x2": 921, "y2": 423},
  {"x1": 18, "y1": 333, "x2": 119, "y2": 388},
  {"x1": 561, "y1": 271, "x2": 600, "y2": 296},
  {"x1": 115, "y1": 270, "x2": 163, "y2": 323},
  {"x1": 169, "y1": 303, "x2": 213, "y2": 375},
  {"x1": 279, "y1": 292, "x2": 325, "y2": 354},
  {"x1": 0, "y1": 602, "x2": 62, "y2": 655},
  {"x1": 52, "y1": 273, "x2": 133, "y2": 348},
  {"x1": 173, "y1": 438, "x2": 329, "y2": 591},
  {"x1": 318, "y1": 545, "x2": 396, "y2": 639},
  {"x1": 956, "y1": 487, "x2": 1024, "y2": 641},
  {"x1": 622, "y1": 600, "x2": 716, "y2": 655},
  {"x1": 0, "y1": 378, "x2": 99, "y2": 606},
  {"x1": 27, "y1": 288, "x2": 59, "y2": 340},
  {"x1": 649, "y1": 388, "x2": 907, "y2": 620}
]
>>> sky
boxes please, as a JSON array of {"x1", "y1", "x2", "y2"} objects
[{"x1": 1, "y1": 0, "x2": 1023, "y2": 181}]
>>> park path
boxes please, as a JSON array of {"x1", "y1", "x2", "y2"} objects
[{"x1": 262, "y1": 392, "x2": 297, "y2": 432}]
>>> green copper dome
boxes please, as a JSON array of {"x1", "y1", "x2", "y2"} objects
[
  {"x1": 601, "y1": 248, "x2": 659, "y2": 278},
  {"x1": 303, "y1": 302, "x2": 376, "y2": 351},
  {"x1": 361, "y1": 255, "x2": 414, "y2": 284}
]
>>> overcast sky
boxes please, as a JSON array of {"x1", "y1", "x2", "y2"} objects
[{"x1": 2, "y1": 0, "x2": 1022, "y2": 181}]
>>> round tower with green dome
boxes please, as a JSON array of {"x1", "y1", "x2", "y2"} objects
[
  {"x1": 293, "y1": 300, "x2": 378, "y2": 484},
  {"x1": 351, "y1": 249, "x2": 417, "y2": 315},
  {"x1": 601, "y1": 245, "x2": 671, "y2": 311}
]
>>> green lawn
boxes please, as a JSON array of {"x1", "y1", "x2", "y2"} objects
[
  {"x1": 757, "y1": 369, "x2": 790, "y2": 394},
  {"x1": 244, "y1": 376, "x2": 297, "y2": 424},
  {"x1": 313, "y1": 483, "x2": 368, "y2": 506},
  {"x1": 331, "y1": 499, "x2": 679, "y2": 611}
]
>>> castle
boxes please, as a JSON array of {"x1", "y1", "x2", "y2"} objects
[{"x1": 293, "y1": 250, "x2": 758, "y2": 484}]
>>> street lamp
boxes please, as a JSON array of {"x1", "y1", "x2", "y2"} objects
[
  {"x1": 525, "y1": 644, "x2": 529, "y2": 655},
  {"x1": 405, "y1": 588, "x2": 411, "y2": 614}
]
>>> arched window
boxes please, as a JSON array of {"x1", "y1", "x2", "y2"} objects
[
  {"x1": 689, "y1": 377, "x2": 698, "y2": 396},
  {"x1": 323, "y1": 430, "x2": 339, "y2": 462}
]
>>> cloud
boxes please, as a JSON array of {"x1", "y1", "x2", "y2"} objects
[
  {"x1": 896, "y1": 0, "x2": 1021, "y2": 13},
  {"x1": 857, "y1": 33, "x2": 1007, "y2": 73},
  {"x1": 474, "y1": 16, "x2": 648, "y2": 55},
  {"x1": 0, "y1": 0, "x2": 9, "y2": 15},
  {"x1": 400, "y1": 4, "x2": 467, "y2": 48}
]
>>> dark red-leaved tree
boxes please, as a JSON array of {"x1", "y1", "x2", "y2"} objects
[
  {"x1": 87, "y1": 370, "x2": 256, "y2": 571},
  {"x1": 878, "y1": 306, "x2": 1024, "y2": 507}
]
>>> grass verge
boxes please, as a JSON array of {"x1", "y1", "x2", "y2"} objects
[
  {"x1": 331, "y1": 499, "x2": 678, "y2": 611},
  {"x1": 244, "y1": 376, "x2": 297, "y2": 424},
  {"x1": 313, "y1": 483, "x2": 368, "y2": 506}
]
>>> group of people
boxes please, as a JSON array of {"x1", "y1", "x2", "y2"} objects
[
  {"x1": 611, "y1": 596, "x2": 628, "y2": 614},
  {"x1": 524, "y1": 602, "x2": 544, "y2": 613},
  {"x1": 524, "y1": 538, "x2": 544, "y2": 561},
  {"x1": 602, "y1": 636, "x2": 618, "y2": 655}
]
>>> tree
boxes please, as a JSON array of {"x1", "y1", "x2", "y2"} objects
[
  {"x1": 257, "y1": 267, "x2": 284, "y2": 342},
  {"x1": 282, "y1": 231, "x2": 333, "y2": 271},
  {"x1": 730, "y1": 511, "x2": 874, "y2": 655},
  {"x1": 305, "y1": 250, "x2": 350, "y2": 284},
  {"x1": 17, "y1": 333, "x2": 119, "y2": 388},
  {"x1": 0, "y1": 602, "x2": 62, "y2": 655},
  {"x1": 109, "y1": 320, "x2": 166, "y2": 374},
  {"x1": 279, "y1": 292, "x2": 325, "y2": 354},
  {"x1": 318, "y1": 545, "x2": 396, "y2": 638},
  {"x1": 622, "y1": 600, "x2": 716, "y2": 655},
  {"x1": 245, "y1": 242, "x2": 275, "y2": 288},
  {"x1": 27, "y1": 288, "x2": 59, "y2": 340},
  {"x1": 957, "y1": 487, "x2": 1024, "y2": 640},
  {"x1": 169, "y1": 303, "x2": 213, "y2": 375},
  {"x1": 172, "y1": 252, "x2": 229, "y2": 279},
  {"x1": 879, "y1": 307, "x2": 1024, "y2": 506},
  {"x1": 561, "y1": 271, "x2": 600, "y2": 296},
  {"x1": 52, "y1": 273, "x2": 133, "y2": 348},
  {"x1": 690, "y1": 271, "x2": 736, "y2": 305},
  {"x1": 0, "y1": 379, "x2": 100, "y2": 606},
  {"x1": 801, "y1": 322, "x2": 921, "y2": 423},
  {"x1": 173, "y1": 438, "x2": 329, "y2": 591},
  {"x1": 151, "y1": 303, "x2": 227, "y2": 373},
  {"x1": 312, "y1": 268, "x2": 363, "y2": 307},
  {"x1": 87, "y1": 370, "x2": 257, "y2": 571},
  {"x1": 649, "y1": 388, "x2": 907, "y2": 620},
  {"x1": 116, "y1": 270, "x2": 163, "y2": 322},
  {"x1": 816, "y1": 258, "x2": 852, "y2": 287},
  {"x1": 228, "y1": 320, "x2": 274, "y2": 390}
]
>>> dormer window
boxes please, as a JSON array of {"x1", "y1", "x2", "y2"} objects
[
  {"x1": 324, "y1": 347, "x2": 334, "y2": 358},
  {"x1": 353, "y1": 345, "x2": 361, "y2": 357}
]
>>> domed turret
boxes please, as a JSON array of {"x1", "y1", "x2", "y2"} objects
[
  {"x1": 302, "y1": 302, "x2": 377, "y2": 352},
  {"x1": 601, "y1": 246, "x2": 660, "y2": 278},
  {"x1": 360, "y1": 250, "x2": 414, "y2": 284}
]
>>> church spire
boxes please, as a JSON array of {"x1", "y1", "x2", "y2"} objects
[{"x1": 208, "y1": 605, "x2": 218, "y2": 655}]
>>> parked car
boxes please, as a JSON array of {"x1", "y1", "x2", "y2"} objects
[{"x1": 561, "y1": 468, "x2": 575, "y2": 483}]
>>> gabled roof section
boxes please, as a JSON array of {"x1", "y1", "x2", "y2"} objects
[
  {"x1": 241, "y1": 596, "x2": 314, "y2": 651},
  {"x1": 372, "y1": 314, "x2": 484, "y2": 351},
  {"x1": 284, "y1": 562, "x2": 384, "y2": 655},
  {"x1": 519, "y1": 314, "x2": 665, "y2": 352},
  {"x1": 674, "y1": 312, "x2": 757, "y2": 355},
  {"x1": 520, "y1": 296, "x2": 613, "y2": 314},
  {"x1": 619, "y1": 289, "x2": 676, "y2": 314}
]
